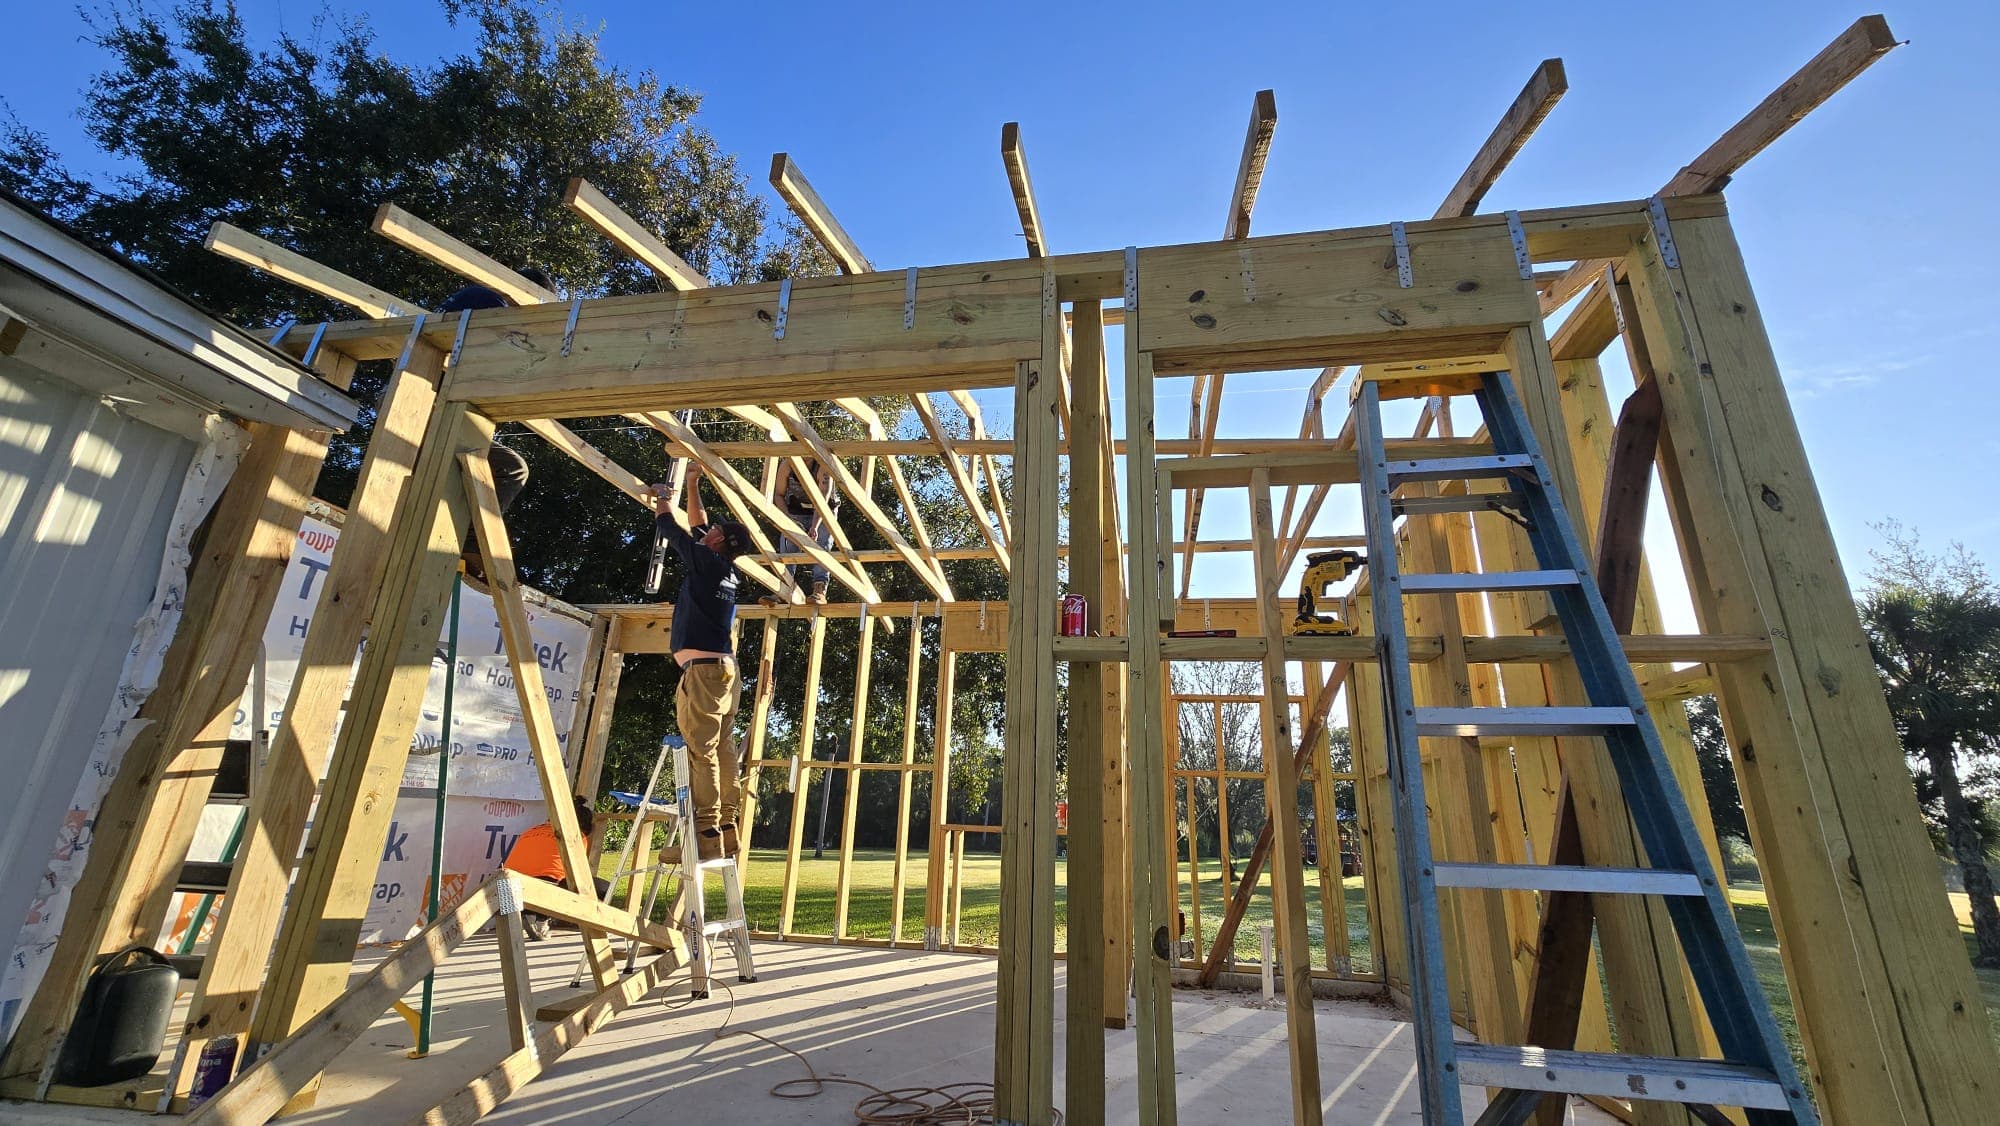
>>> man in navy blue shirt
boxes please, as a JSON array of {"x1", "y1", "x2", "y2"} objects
[{"x1": 650, "y1": 465, "x2": 755, "y2": 861}]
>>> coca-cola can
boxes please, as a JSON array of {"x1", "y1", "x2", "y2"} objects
[{"x1": 1060, "y1": 593, "x2": 1088, "y2": 637}]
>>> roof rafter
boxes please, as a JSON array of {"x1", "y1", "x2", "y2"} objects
[{"x1": 1178, "y1": 89, "x2": 1278, "y2": 598}]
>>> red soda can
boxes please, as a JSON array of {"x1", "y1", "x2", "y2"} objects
[{"x1": 1060, "y1": 593, "x2": 1088, "y2": 637}]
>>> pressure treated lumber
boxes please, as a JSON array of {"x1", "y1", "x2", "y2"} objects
[
  {"x1": 770, "y1": 153, "x2": 871, "y2": 274},
  {"x1": 371, "y1": 203, "x2": 558, "y2": 305},
  {"x1": 992, "y1": 277, "x2": 1062, "y2": 1125},
  {"x1": 1064, "y1": 298, "x2": 1109, "y2": 1119},
  {"x1": 1434, "y1": 59, "x2": 1567, "y2": 218},
  {"x1": 171, "y1": 344, "x2": 441, "y2": 1095},
  {"x1": 1249, "y1": 470, "x2": 1324, "y2": 1124},
  {"x1": 563, "y1": 177, "x2": 710, "y2": 290},
  {"x1": 1179, "y1": 88, "x2": 1278, "y2": 598},
  {"x1": 832, "y1": 609, "x2": 877, "y2": 938},
  {"x1": 205, "y1": 221, "x2": 425, "y2": 317},
  {"x1": 463, "y1": 449, "x2": 617, "y2": 984},
  {"x1": 245, "y1": 398, "x2": 495, "y2": 1109},
  {"x1": 1628, "y1": 210, "x2": 1998, "y2": 1124}
]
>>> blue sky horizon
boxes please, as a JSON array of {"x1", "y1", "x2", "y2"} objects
[{"x1": 6, "y1": 1, "x2": 1996, "y2": 626}]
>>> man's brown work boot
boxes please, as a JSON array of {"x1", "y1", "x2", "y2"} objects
[
  {"x1": 720, "y1": 824, "x2": 741, "y2": 858},
  {"x1": 810, "y1": 580, "x2": 828, "y2": 605},
  {"x1": 697, "y1": 828, "x2": 726, "y2": 862}
]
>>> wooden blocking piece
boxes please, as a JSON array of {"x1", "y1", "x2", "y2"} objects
[
  {"x1": 1248, "y1": 470, "x2": 1325, "y2": 1125},
  {"x1": 993, "y1": 272, "x2": 1063, "y2": 1125},
  {"x1": 245, "y1": 400, "x2": 494, "y2": 1096}
]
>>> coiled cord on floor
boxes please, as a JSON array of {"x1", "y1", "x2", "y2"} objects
[{"x1": 646, "y1": 965, "x2": 1061, "y2": 1124}]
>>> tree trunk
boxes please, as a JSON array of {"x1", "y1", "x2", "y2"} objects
[{"x1": 1929, "y1": 740, "x2": 2000, "y2": 967}]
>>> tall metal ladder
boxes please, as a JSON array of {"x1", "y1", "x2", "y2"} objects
[
  {"x1": 1352, "y1": 371, "x2": 1817, "y2": 1126},
  {"x1": 668, "y1": 737, "x2": 756, "y2": 999}
]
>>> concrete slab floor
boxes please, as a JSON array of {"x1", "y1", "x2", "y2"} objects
[{"x1": 3, "y1": 932, "x2": 1617, "y2": 1123}]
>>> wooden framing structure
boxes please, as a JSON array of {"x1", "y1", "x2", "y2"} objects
[{"x1": 10, "y1": 15, "x2": 1995, "y2": 1126}]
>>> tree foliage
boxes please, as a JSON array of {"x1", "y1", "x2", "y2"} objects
[
  {"x1": 0, "y1": 0, "x2": 1013, "y2": 852},
  {"x1": 1860, "y1": 519, "x2": 2000, "y2": 966}
]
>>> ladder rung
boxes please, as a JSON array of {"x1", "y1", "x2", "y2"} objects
[
  {"x1": 1390, "y1": 493, "x2": 1522, "y2": 518},
  {"x1": 695, "y1": 857, "x2": 737, "y2": 871},
  {"x1": 1416, "y1": 706, "x2": 1635, "y2": 737},
  {"x1": 1385, "y1": 454, "x2": 1534, "y2": 483},
  {"x1": 1433, "y1": 863, "x2": 1703, "y2": 897},
  {"x1": 702, "y1": 919, "x2": 747, "y2": 937},
  {"x1": 176, "y1": 861, "x2": 233, "y2": 895},
  {"x1": 1453, "y1": 1044, "x2": 1791, "y2": 1110},
  {"x1": 1399, "y1": 570, "x2": 1581, "y2": 595}
]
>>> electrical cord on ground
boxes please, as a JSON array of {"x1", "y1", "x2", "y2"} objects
[{"x1": 609, "y1": 960, "x2": 1061, "y2": 1125}]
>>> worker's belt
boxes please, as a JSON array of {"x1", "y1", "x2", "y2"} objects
[{"x1": 682, "y1": 657, "x2": 735, "y2": 668}]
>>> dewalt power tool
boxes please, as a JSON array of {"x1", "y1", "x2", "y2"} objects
[{"x1": 1288, "y1": 549, "x2": 1365, "y2": 636}]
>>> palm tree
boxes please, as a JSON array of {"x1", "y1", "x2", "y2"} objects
[{"x1": 1860, "y1": 522, "x2": 2000, "y2": 967}]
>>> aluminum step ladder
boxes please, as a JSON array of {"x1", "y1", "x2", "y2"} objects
[
  {"x1": 666, "y1": 736, "x2": 756, "y2": 999},
  {"x1": 1352, "y1": 370, "x2": 1816, "y2": 1126}
]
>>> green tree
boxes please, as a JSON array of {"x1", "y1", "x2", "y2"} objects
[
  {"x1": 1860, "y1": 520, "x2": 2000, "y2": 967},
  {"x1": 1684, "y1": 694, "x2": 1750, "y2": 845},
  {"x1": 0, "y1": 0, "x2": 1014, "y2": 850}
]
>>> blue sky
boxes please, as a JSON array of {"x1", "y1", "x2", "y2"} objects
[{"x1": 6, "y1": 1, "x2": 1996, "y2": 622}]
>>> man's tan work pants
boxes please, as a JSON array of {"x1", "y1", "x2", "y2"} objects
[{"x1": 675, "y1": 659, "x2": 742, "y2": 831}]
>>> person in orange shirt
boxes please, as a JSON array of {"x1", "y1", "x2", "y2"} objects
[{"x1": 505, "y1": 795, "x2": 610, "y2": 940}]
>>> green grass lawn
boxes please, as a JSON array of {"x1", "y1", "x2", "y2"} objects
[
  {"x1": 602, "y1": 843, "x2": 1375, "y2": 973},
  {"x1": 1726, "y1": 884, "x2": 2000, "y2": 1060},
  {"x1": 600, "y1": 840, "x2": 2000, "y2": 1056}
]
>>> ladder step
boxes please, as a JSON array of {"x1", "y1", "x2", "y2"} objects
[
  {"x1": 1399, "y1": 570, "x2": 1581, "y2": 595},
  {"x1": 701, "y1": 919, "x2": 747, "y2": 937},
  {"x1": 1433, "y1": 863, "x2": 1703, "y2": 897},
  {"x1": 1391, "y1": 493, "x2": 1523, "y2": 518},
  {"x1": 1453, "y1": 1044, "x2": 1792, "y2": 1110},
  {"x1": 1385, "y1": 454, "x2": 1535, "y2": 484},
  {"x1": 695, "y1": 857, "x2": 737, "y2": 871},
  {"x1": 1416, "y1": 706, "x2": 1635, "y2": 737},
  {"x1": 176, "y1": 860, "x2": 233, "y2": 895}
]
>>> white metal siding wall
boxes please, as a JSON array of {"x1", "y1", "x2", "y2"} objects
[{"x1": 0, "y1": 361, "x2": 191, "y2": 990}]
